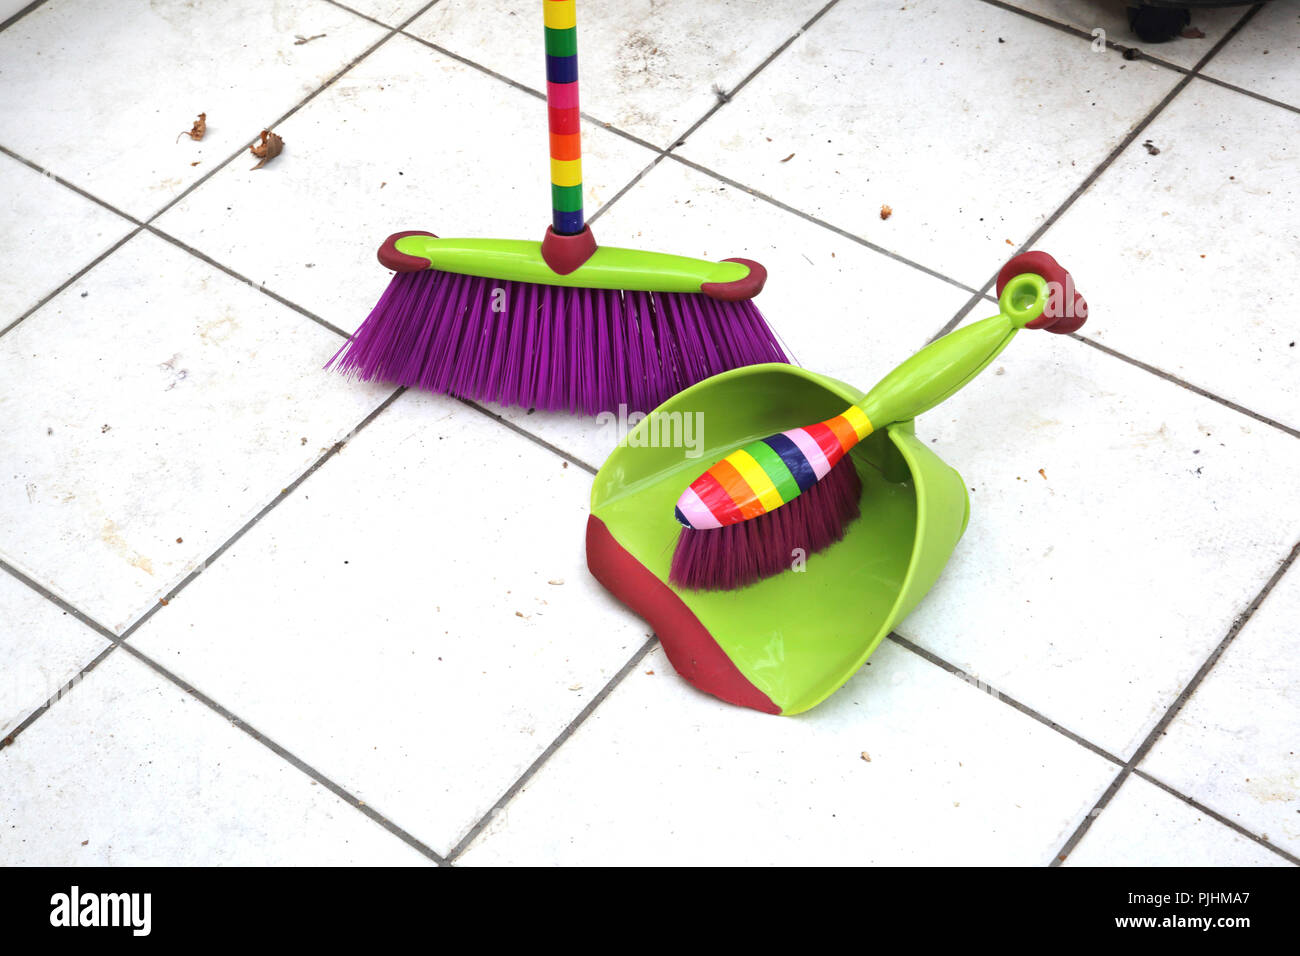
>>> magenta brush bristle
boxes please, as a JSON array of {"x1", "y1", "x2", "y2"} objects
[
  {"x1": 669, "y1": 456, "x2": 863, "y2": 592},
  {"x1": 326, "y1": 270, "x2": 787, "y2": 415}
]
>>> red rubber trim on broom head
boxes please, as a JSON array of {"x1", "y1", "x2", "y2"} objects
[
  {"x1": 995, "y1": 250, "x2": 1087, "y2": 334},
  {"x1": 701, "y1": 258, "x2": 767, "y2": 302},
  {"x1": 378, "y1": 230, "x2": 438, "y2": 273},
  {"x1": 585, "y1": 515, "x2": 781, "y2": 715}
]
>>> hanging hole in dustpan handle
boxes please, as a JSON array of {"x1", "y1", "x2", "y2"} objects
[{"x1": 995, "y1": 251, "x2": 1087, "y2": 334}]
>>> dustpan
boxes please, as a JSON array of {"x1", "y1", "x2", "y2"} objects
[{"x1": 586, "y1": 253, "x2": 1086, "y2": 715}]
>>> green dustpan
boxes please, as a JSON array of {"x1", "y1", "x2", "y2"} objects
[{"x1": 586, "y1": 254, "x2": 1087, "y2": 715}]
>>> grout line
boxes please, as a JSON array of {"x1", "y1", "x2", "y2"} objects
[
  {"x1": 0, "y1": 227, "x2": 142, "y2": 341},
  {"x1": 0, "y1": 386, "x2": 407, "y2": 746},
  {"x1": 397, "y1": 30, "x2": 669, "y2": 155},
  {"x1": 584, "y1": 3, "x2": 841, "y2": 256},
  {"x1": 456, "y1": 398, "x2": 599, "y2": 475},
  {"x1": 585, "y1": 152, "x2": 672, "y2": 227},
  {"x1": 114, "y1": 641, "x2": 446, "y2": 864},
  {"x1": 0, "y1": 387, "x2": 437, "y2": 861},
  {"x1": 976, "y1": 0, "x2": 1259, "y2": 80},
  {"x1": 1071, "y1": 334, "x2": 1300, "y2": 441},
  {"x1": 887, "y1": 632, "x2": 1125, "y2": 767},
  {"x1": 0, "y1": 642, "x2": 118, "y2": 751},
  {"x1": 986, "y1": 80, "x2": 1197, "y2": 291},
  {"x1": 444, "y1": 635, "x2": 659, "y2": 863},
  {"x1": 143, "y1": 224, "x2": 350, "y2": 338},
  {"x1": 0, "y1": 0, "x2": 47, "y2": 33},
  {"x1": 1185, "y1": 4, "x2": 1262, "y2": 75},
  {"x1": 140, "y1": 1, "x2": 449, "y2": 231},
  {"x1": 1194, "y1": 72, "x2": 1300, "y2": 117},
  {"x1": 116, "y1": 387, "x2": 407, "y2": 642},
  {"x1": 0, "y1": 144, "x2": 145, "y2": 225},
  {"x1": 982, "y1": 0, "x2": 1188, "y2": 61},
  {"x1": 1050, "y1": 536, "x2": 1300, "y2": 866},
  {"x1": 662, "y1": 152, "x2": 985, "y2": 299},
  {"x1": 928, "y1": 288, "x2": 990, "y2": 343},
  {"x1": 0, "y1": 0, "x2": 443, "y2": 343},
  {"x1": 321, "y1": 0, "x2": 405, "y2": 31},
  {"x1": 1132, "y1": 768, "x2": 1300, "y2": 866},
  {"x1": 0, "y1": 559, "x2": 118, "y2": 644},
  {"x1": 666, "y1": 0, "x2": 844, "y2": 148}
]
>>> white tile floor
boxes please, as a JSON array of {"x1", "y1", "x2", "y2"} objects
[{"x1": 0, "y1": 0, "x2": 1295, "y2": 867}]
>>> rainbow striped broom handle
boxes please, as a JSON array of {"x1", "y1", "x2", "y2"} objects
[
  {"x1": 545, "y1": 0, "x2": 583, "y2": 236},
  {"x1": 675, "y1": 265, "x2": 1085, "y2": 530}
]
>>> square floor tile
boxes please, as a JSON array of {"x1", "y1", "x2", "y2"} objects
[
  {"x1": 0, "y1": 649, "x2": 430, "y2": 864},
  {"x1": 0, "y1": 153, "x2": 135, "y2": 327},
  {"x1": 481, "y1": 155, "x2": 979, "y2": 468},
  {"x1": 1064, "y1": 775, "x2": 1289, "y2": 866},
  {"x1": 1002, "y1": 0, "x2": 1249, "y2": 69},
  {"x1": 1031, "y1": 79, "x2": 1300, "y2": 430},
  {"x1": 408, "y1": 0, "x2": 829, "y2": 148},
  {"x1": 0, "y1": 572, "x2": 107, "y2": 739},
  {"x1": 1202, "y1": 1, "x2": 1300, "y2": 108},
  {"x1": 0, "y1": 0, "x2": 387, "y2": 219},
  {"x1": 456, "y1": 641, "x2": 1116, "y2": 865},
  {"x1": 0, "y1": 231, "x2": 394, "y2": 633},
  {"x1": 1141, "y1": 562, "x2": 1300, "y2": 858},
  {"x1": 154, "y1": 33, "x2": 657, "y2": 335},
  {"x1": 128, "y1": 391, "x2": 650, "y2": 856},
  {"x1": 897, "y1": 327, "x2": 1300, "y2": 759},
  {"x1": 678, "y1": 0, "x2": 1180, "y2": 288}
]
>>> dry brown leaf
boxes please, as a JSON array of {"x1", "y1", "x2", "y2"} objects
[
  {"x1": 780, "y1": 152, "x2": 795, "y2": 163},
  {"x1": 177, "y1": 112, "x2": 206, "y2": 143},
  {"x1": 1180, "y1": 27, "x2": 1206, "y2": 39},
  {"x1": 880, "y1": 204, "x2": 893, "y2": 220},
  {"x1": 249, "y1": 129, "x2": 284, "y2": 170}
]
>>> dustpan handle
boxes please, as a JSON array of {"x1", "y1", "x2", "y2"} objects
[
  {"x1": 545, "y1": 0, "x2": 584, "y2": 235},
  {"x1": 674, "y1": 254, "x2": 1085, "y2": 532},
  {"x1": 860, "y1": 254, "x2": 1087, "y2": 429}
]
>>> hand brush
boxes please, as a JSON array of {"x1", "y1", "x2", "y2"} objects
[
  {"x1": 327, "y1": 0, "x2": 786, "y2": 415},
  {"x1": 671, "y1": 252, "x2": 1087, "y2": 591}
]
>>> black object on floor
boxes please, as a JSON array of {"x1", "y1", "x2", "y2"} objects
[
  {"x1": 1128, "y1": 5, "x2": 1190, "y2": 44},
  {"x1": 1127, "y1": 1, "x2": 1267, "y2": 45}
]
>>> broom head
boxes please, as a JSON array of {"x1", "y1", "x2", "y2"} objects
[{"x1": 326, "y1": 231, "x2": 787, "y2": 415}]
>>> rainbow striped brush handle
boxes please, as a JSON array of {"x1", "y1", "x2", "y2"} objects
[
  {"x1": 545, "y1": 0, "x2": 583, "y2": 236},
  {"x1": 674, "y1": 405, "x2": 873, "y2": 530}
]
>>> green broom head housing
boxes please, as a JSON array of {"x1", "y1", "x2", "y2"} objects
[{"x1": 325, "y1": 229, "x2": 785, "y2": 416}]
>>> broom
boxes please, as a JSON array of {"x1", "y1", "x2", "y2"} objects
[
  {"x1": 327, "y1": 0, "x2": 786, "y2": 415},
  {"x1": 671, "y1": 252, "x2": 1087, "y2": 591}
]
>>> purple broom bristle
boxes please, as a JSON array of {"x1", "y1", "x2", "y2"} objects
[
  {"x1": 669, "y1": 456, "x2": 864, "y2": 592},
  {"x1": 326, "y1": 270, "x2": 788, "y2": 415}
]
